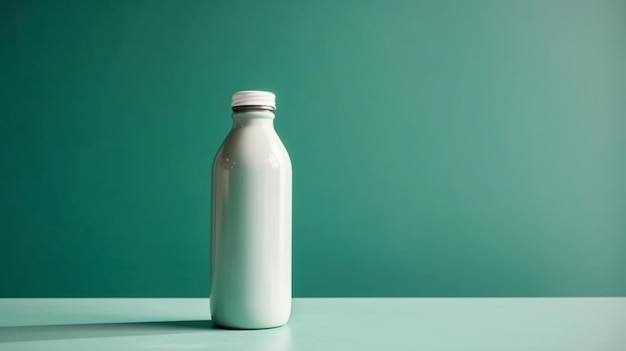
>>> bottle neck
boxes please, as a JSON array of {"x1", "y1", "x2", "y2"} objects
[{"x1": 232, "y1": 109, "x2": 275, "y2": 129}]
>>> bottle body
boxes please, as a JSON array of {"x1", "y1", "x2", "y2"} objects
[{"x1": 210, "y1": 109, "x2": 292, "y2": 329}]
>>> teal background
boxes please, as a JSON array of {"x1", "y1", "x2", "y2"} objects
[{"x1": 1, "y1": 0, "x2": 625, "y2": 297}]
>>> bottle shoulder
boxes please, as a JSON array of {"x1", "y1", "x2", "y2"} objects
[{"x1": 213, "y1": 127, "x2": 291, "y2": 170}]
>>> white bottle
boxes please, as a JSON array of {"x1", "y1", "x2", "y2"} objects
[{"x1": 210, "y1": 91, "x2": 292, "y2": 329}]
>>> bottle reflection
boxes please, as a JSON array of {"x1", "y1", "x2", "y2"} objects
[{"x1": 232, "y1": 325, "x2": 293, "y2": 351}]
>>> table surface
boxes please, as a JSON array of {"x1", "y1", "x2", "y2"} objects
[{"x1": 0, "y1": 298, "x2": 624, "y2": 350}]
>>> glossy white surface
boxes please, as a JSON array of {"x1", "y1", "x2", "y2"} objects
[{"x1": 210, "y1": 109, "x2": 292, "y2": 329}]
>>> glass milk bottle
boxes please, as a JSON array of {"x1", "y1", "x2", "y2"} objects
[{"x1": 210, "y1": 90, "x2": 292, "y2": 329}]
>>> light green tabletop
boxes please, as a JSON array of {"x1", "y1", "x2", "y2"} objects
[{"x1": 0, "y1": 298, "x2": 624, "y2": 350}]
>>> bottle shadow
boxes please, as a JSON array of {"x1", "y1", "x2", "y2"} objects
[{"x1": 0, "y1": 320, "x2": 221, "y2": 343}]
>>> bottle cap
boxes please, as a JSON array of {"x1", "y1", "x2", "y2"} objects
[{"x1": 231, "y1": 90, "x2": 276, "y2": 110}]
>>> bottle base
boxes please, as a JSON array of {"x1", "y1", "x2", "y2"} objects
[{"x1": 213, "y1": 320, "x2": 287, "y2": 330}]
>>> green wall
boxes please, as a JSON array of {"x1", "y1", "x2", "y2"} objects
[{"x1": 1, "y1": 0, "x2": 625, "y2": 297}]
